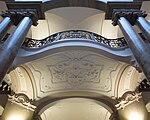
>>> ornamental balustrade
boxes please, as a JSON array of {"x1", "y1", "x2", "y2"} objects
[{"x1": 1, "y1": 30, "x2": 129, "y2": 48}]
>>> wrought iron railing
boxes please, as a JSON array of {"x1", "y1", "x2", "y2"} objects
[
  {"x1": 1, "y1": 30, "x2": 128, "y2": 48},
  {"x1": 22, "y1": 30, "x2": 128, "y2": 48}
]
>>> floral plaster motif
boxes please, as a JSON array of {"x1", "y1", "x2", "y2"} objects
[
  {"x1": 28, "y1": 50, "x2": 121, "y2": 94},
  {"x1": 48, "y1": 57, "x2": 103, "y2": 86}
]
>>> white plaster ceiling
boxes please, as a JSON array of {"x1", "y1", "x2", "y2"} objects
[
  {"x1": 32, "y1": 7, "x2": 143, "y2": 40},
  {"x1": 45, "y1": 7, "x2": 105, "y2": 35},
  {"x1": 41, "y1": 98, "x2": 110, "y2": 120},
  {"x1": 24, "y1": 50, "x2": 126, "y2": 99},
  {"x1": 31, "y1": 5, "x2": 150, "y2": 40}
]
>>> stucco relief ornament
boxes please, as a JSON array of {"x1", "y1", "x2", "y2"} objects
[
  {"x1": 115, "y1": 91, "x2": 142, "y2": 110},
  {"x1": 8, "y1": 93, "x2": 36, "y2": 110},
  {"x1": 3, "y1": 75, "x2": 11, "y2": 85},
  {"x1": 48, "y1": 58, "x2": 103, "y2": 86}
]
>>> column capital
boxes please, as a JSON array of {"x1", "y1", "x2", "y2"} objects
[
  {"x1": 1, "y1": 10, "x2": 38, "y2": 26},
  {"x1": 112, "y1": 9, "x2": 147, "y2": 26},
  {"x1": 22, "y1": 11, "x2": 38, "y2": 26}
]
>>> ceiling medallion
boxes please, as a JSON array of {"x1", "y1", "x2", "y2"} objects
[{"x1": 48, "y1": 57, "x2": 103, "y2": 86}]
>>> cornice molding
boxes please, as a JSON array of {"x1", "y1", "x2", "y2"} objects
[{"x1": 5, "y1": 0, "x2": 142, "y2": 19}]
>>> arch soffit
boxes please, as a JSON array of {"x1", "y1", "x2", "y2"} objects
[{"x1": 33, "y1": 93, "x2": 118, "y2": 116}]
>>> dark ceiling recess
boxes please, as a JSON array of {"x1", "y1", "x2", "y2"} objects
[
  {"x1": 0, "y1": 81, "x2": 11, "y2": 94},
  {"x1": 139, "y1": 79, "x2": 150, "y2": 92}
]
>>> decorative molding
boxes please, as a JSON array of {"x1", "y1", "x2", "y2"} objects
[
  {"x1": 6, "y1": 1, "x2": 44, "y2": 19},
  {"x1": 1, "y1": 10, "x2": 38, "y2": 26},
  {"x1": 48, "y1": 57, "x2": 104, "y2": 87},
  {"x1": 112, "y1": 9, "x2": 147, "y2": 26},
  {"x1": 5, "y1": 0, "x2": 142, "y2": 19},
  {"x1": 27, "y1": 50, "x2": 122, "y2": 97},
  {"x1": 115, "y1": 91, "x2": 142, "y2": 110},
  {"x1": 3, "y1": 74, "x2": 11, "y2": 85},
  {"x1": 8, "y1": 93, "x2": 36, "y2": 110},
  {"x1": 43, "y1": 52, "x2": 112, "y2": 92},
  {"x1": 15, "y1": 67, "x2": 27, "y2": 93},
  {"x1": 106, "y1": 2, "x2": 142, "y2": 19}
]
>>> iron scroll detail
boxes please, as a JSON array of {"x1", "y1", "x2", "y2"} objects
[
  {"x1": 1, "y1": 30, "x2": 128, "y2": 48},
  {"x1": 22, "y1": 30, "x2": 128, "y2": 48}
]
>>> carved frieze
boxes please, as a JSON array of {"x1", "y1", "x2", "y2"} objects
[{"x1": 15, "y1": 67, "x2": 27, "y2": 93}]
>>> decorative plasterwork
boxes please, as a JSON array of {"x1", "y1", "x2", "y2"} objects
[
  {"x1": 15, "y1": 67, "x2": 27, "y2": 93},
  {"x1": 47, "y1": 56, "x2": 104, "y2": 87},
  {"x1": 115, "y1": 92, "x2": 142, "y2": 110},
  {"x1": 25, "y1": 50, "x2": 124, "y2": 98},
  {"x1": 3, "y1": 74, "x2": 11, "y2": 85},
  {"x1": 8, "y1": 93, "x2": 36, "y2": 111},
  {"x1": 3, "y1": 67, "x2": 28, "y2": 93}
]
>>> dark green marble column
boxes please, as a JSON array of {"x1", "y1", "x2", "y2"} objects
[
  {"x1": 0, "y1": 15, "x2": 12, "y2": 40},
  {"x1": 112, "y1": 11, "x2": 150, "y2": 82},
  {"x1": 136, "y1": 16, "x2": 150, "y2": 41},
  {"x1": 0, "y1": 12, "x2": 38, "y2": 83}
]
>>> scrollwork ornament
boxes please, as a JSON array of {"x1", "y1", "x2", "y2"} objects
[
  {"x1": 115, "y1": 91, "x2": 142, "y2": 110},
  {"x1": 8, "y1": 93, "x2": 36, "y2": 110},
  {"x1": 22, "y1": 30, "x2": 127, "y2": 48}
]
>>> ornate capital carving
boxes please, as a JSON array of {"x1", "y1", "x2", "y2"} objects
[
  {"x1": 22, "y1": 11, "x2": 38, "y2": 26},
  {"x1": 1, "y1": 10, "x2": 38, "y2": 26},
  {"x1": 115, "y1": 91, "x2": 142, "y2": 110},
  {"x1": 112, "y1": 9, "x2": 147, "y2": 26},
  {"x1": 8, "y1": 93, "x2": 36, "y2": 110}
]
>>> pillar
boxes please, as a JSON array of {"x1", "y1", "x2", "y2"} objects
[
  {"x1": 112, "y1": 11, "x2": 150, "y2": 82},
  {"x1": 115, "y1": 91, "x2": 150, "y2": 120},
  {"x1": 135, "y1": 13, "x2": 150, "y2": 41},
  {"x1": 0, "y1": 12, "x2": 13, "y2": 40},
  {"x1": 0, "y1": 11, "x2": 38, "y2": 83}
]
